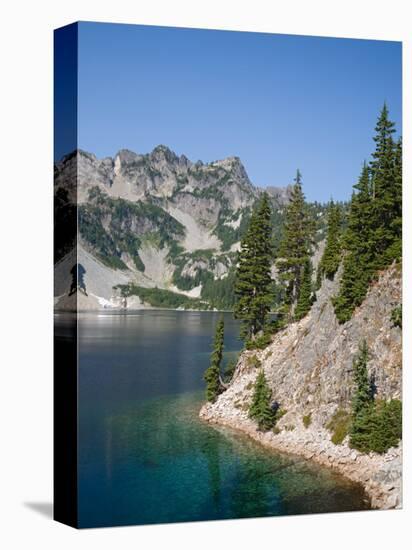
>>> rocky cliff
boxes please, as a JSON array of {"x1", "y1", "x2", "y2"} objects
[{"x1": 200, "y1": 264, "x2": 402, "y2": 509}]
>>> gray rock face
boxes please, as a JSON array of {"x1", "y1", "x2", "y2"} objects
[
  {"x1": 200, "y1": 265, "x2": 402, "y2": 509},
  {"x1": 232, "y1": 265, "x2": 401, "y2": 423},
  {"x1": 266, "y1": 184, "x2": 294, "y2": 205},
  {"x1": 55, "y1": 146, "x2": 297, "y2": 309}
]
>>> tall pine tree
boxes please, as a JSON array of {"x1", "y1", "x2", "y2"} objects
[
  {"x1": 351, "y1": 340, "x2": 373, "y2": 417},
  {"x1": 349, "y1": 340, "x2": 374, "y2": 451},
  {"x1": 234, "y1": 192, "x2": 274, "y2": 342},
  {"x1": 294, "y1": 258, "x2": 313, "y2": 320},
  {"x1": 276, "y1": 170, "x2": 314, "y2": 318},
  {"x1": 370, "y1": 104, "x2": 401, "y2": 267},
  {"x1": 333, "y1": 163, "x2": 375, "y2": 323},
  {"x1": 318, "y1": 200, "x2": 342, "y2": 281},
  {"x1": 333, "y1": 104, "x2": 402, "y2": 323},
  {"x1": 390, "y1": 136, "x2": 403, "y2": 261},
  {"x1": 204, "y1": 318, "x2": 225, "y2": 402}
]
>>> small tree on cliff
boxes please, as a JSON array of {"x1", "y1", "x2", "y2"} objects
[
  {"x1": 348, "y1": 340, "x2": 374, "y2": 452},
  {"x1": 349, "y1": 340, "x2": 402, "y2": 453},
  {"x1": 249, "y1": 369, "x2": 276, "y2": 431},
  {"x1": 351, "y1": 340, "x2": 373, "y2": 417},
  {"x1": 204, "y1": 318, "x2": 225, "y2": 402},
  {"x1": 234, "y1": 192, "x2": 274, "y2": 342}
]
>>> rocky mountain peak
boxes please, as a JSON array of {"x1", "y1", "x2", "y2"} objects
[
  {"x1": 56, "y1": 147, "x2": 300, "y2": 228},
  {"x1": 77, "y1": 149, "x2": 97, "y2": 163},
  {"x1": 149, "y1": 144, "x2": 179, "y2": 164},
  {"x1": 115, "y1": 148, "x2": 140, "y2": 164}
]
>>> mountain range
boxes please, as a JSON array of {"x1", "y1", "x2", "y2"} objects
[{"x1": 54, "y1": 145, "x2": 326, "y2": 310}]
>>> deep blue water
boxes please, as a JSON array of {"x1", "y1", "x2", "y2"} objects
[{"x1": 75, "y1": 310, "x2": 369, "y2": 528}]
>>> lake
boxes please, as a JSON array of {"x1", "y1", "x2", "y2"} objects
[{"x1": 74, "y1": 310, "x2": 369, "y2": 528}]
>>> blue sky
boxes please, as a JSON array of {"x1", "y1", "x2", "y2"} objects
[{"x1": 76, "y1": 22, "x2": 402, "y2": 202}]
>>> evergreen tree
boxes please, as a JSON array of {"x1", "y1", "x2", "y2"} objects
[
  {"x1": 333, "y1": 163, "x2": 374, "y2": 323},
  {"x1": 349, "y1": 406, "x2": 377, "y2": 453},
  {"x1": 249, "y1": 369, "x2": 276, "y2": 431},
  {"x1": 370, "y1": 104, "x2": 400, "y2": 267},
  {"x1": 204, "y1": 318, "x2": 225, "y2": 402},
  {"x1": 370, "y1": 103, "x2": 395, "y2": 177},
  {"x1": 349, "y1": 340, "x2": 403, "y2": 453},
  {"x1": 234, "y1": 192, "x2": 274, "y2": 342},
  {"x1": 318, "y1": 200, "x2": 342, "y2": 281},
  {"x1": 349, "y1": 340, "x2": 374, "y2": 451},
  {"x1": 350, "y1": 399, "x2": 402, "y2": 454},
  {"x1": 388, "y1": 136, "x2": 403, "y2": 261},
  {"x1": 351, "y1": 340, "x2": 373, "y2": 417},
  {"x1": 294, "y1": 258, "x2": 313, "y2": 320},
  {"x1": 276, "y1": 170, "x2": 314, "y2": 318},
  {"x1": 367, "y1": 399, "x2": 402, "y2": 454},
  {"x1": 333, "y1": 105, "x2": 402, "y2": 323}
]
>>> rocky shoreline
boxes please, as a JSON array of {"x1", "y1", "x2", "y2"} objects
[
  {"x1": 200, "y1": 265, "x2": 402, "y2": 510},
  {"x1": 200, "y1": 401, "x2": 402, "y2": 510}
]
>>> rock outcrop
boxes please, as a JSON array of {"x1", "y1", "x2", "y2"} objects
[{"x1": 200, "y1": 265, "x2": 402, "y2": 509}]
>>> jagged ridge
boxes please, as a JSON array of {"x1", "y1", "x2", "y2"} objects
[{"x1": 55, "y1": 146, "x2": 321, "y2": 310}]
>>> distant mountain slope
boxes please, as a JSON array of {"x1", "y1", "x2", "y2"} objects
[{"x1": 54, "y1": 146, "x2": 328, "y2": 310}]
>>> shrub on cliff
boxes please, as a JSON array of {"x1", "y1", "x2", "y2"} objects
[
  {"x1": 249, "y1": 370, "x2": 277, "y2": 431},
  {"x1": 302, "y1": 413, "x2": 312, "y2": 429},
  {"x1": 326, "y1": 409, "x2": 351, "y2": 445},
  {"x1": 350, "y1": 399, "x2": 402, "y2": 454},
  {"x1": 391, "y1": 305, "x2": 402, "y2": 328},
  {"x1": 370, "y1": 399, "x2": 402, "y2": 453},
  {"x1": 246, "y1": 355, "x2": 262, "y2": 369},
  {"x1": 246, "y1": 331, "x2": 272, "y2": 350}
]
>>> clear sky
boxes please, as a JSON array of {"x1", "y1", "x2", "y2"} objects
[{"x1": 76, "y1": 22, "x2": 402, "y2": 202}]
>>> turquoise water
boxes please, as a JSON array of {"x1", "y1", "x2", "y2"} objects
[{"x1": 76, "y1": 310, "x2": 369, "y2": 528}]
